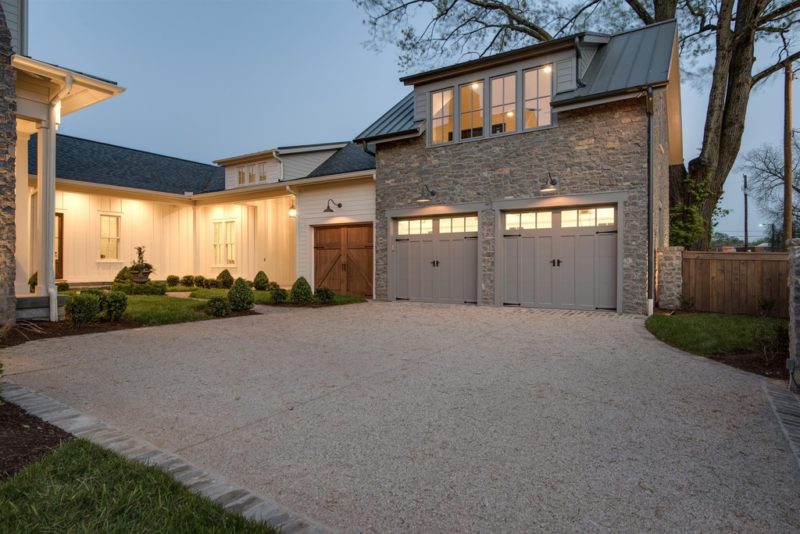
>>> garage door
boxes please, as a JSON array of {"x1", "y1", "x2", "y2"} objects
[
  {"x1": 503, "y1": 206, "x2": 617, "y2": 310},
  {"x1": 394, "y1": 215, "x2": 478, "y2": 304},
  {"x1": 314, "y1": 224, "x2": 374, "y2": 297}
]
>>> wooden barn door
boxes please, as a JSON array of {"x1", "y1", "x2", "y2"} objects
[{"x1": 314, "y1": 224, "x2": 373, "y2": 297}]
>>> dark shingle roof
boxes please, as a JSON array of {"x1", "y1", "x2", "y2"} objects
[
  {"x1": 354, "y1": 92, "x2": 416, "y2": 143},
  {"x1": 552, "y1": 20, "x2": 676, "y2": 107},
  {"x1": 305, "y1": 142, "x2": 375, "y2": 178},
  {"x1": 29, "y1": 134, "x2": 225, "y2": 194}
]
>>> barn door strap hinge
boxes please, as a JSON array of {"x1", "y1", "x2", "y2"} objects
[
  {"x1": 505, "y1": 234, "x2": 522, "y2": 237},
  {"x1": 396, "y1": 238, "x2": 410, "y2": 242},
  {"x1": 503, "y1": 303, "x2": 521, "y2": 306},
  {"x1": 596, "y1": 230, "x2": 618, "y2": 234},
  {"x1": 464, "y1": 236, "x2": 478, "y2": 240}
]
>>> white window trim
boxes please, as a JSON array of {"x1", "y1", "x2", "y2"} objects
[
  {"x1": 427, "y1": 61, "x2": 556, "y2": 148},
  {"x1": 98, "y1": 212, "x2": 122, "y2": 263},
  {"x1": 212, "y1": 218, "x2": 237, "y2": 268}
]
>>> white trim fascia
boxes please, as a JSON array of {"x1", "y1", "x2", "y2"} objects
[
  {"x1": 193, "y1": 171, "x2": 375, "y2": 202},
  {"x1": 46, "y1": 177, "x2": 195, "y2": 204}
]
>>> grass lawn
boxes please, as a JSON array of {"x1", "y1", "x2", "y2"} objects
[
  {"x1": 645, "y1": 312, "x2": 789, "y2": 378},
  {"x1": 123, "y1": 295, "x2": 209, "y2": 326},
  {"x1": 190, "y1": 288, "x2": 367, "y2": 306},
  {"x1": 162, "y1": 285, "x2": 197, "y2": 293},
  {"x1": 0, "y1": 439, "x2": 275, "y2": 533}
]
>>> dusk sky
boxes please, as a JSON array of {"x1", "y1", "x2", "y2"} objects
[{"x1": 31, "y1": 0, "x2": 800, "y2": 239}]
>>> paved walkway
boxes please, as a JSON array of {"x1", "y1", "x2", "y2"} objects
[{"x1": 2, "y1": 302, "x2": 799, "y2": 532}]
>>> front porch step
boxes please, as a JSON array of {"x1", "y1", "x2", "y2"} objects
[{"x1": 16, "y1": 295, "x2": 67, "y2": 321}]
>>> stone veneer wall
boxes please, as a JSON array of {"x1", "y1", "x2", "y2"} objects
[
  {"x1": 656, "y1": 246, "x2": 683, "y2": 310},
  {"x1": 375, "y1": 97, "x2": 659, "y2": 314},
  {"x1": 0, "y1": 4, "x2": 16, "y2": 333}
]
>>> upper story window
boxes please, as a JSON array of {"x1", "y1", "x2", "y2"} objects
[
  {"x1": 460, "y1": 81, "x2": 483, "y2": 139},
  {"x1": 491, "y1": 74, "x2": 516, "y2": 135},
  {"x1": 430, "y1": 88, "x2": 454, "y2": 145},
  {"x1": 237, "y1": 168, "x2": 245, "y2": 185},
  {"x1": 523, "y1": 64, "x2": 552, "y2": 129},
  {"x1": 248, "y1": 165, "x2": 257, "y2": 184},
  {"x1": 258, "y1": 163, "x2": 267, "y2": 182}
]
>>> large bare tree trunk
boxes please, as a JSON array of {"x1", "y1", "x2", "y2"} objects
[{"x1": 0, "y1": 3, "x2": 16, "y2": 334}]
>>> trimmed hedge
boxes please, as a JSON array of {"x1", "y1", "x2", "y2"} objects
[
  {"x1": 114, "y1": 266, "x2": 132, "y2": 283},
  {"x1": 56, "y1": 281, "x2": 70, "y2": 292},
  {"x1": 271, "y1": 287, "x2": 288, "y2": 304},
  {"x1": 253, "y1": 271, "x2": 269, "y2": 291},
  {"x1": 203, "y1": 279, "x2": 219, "y2": 289},
  {"x1": 315, "y1": 287, "x2": 335, "y2": 304},
  {"x1": 66, "y1": 293, "x2": 101, "y2": 327},
  {"x1": 111, "y1": 281, "x2": 167, "y2": 295},
  {"x1": 216, "y1": 269, "x2": 234, "y2": 289},
  {"x1": 166, "y1": 275, "x2": 180, "y2": 287},
  {"x1": 206, "y1": 297, "x2": 231, "y2": 317},
  {"x1": 228, "y1": 278, "x2": 255, "y2": 311},
  {"x1": 290, "y1": 277, "x2": 313, "y2": 305},
  {"x1": 193, "y1": 275, "x2": 205, "y2": 287},
  {"x1": 180, "y1": 275, "x2": 195, "y2": 287},
  {"x1": 101, "y1": 291, "x2": 128, "y2": 322}
]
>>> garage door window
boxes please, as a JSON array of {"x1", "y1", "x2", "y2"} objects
[
  {"x1": 440, "y1": 216, "x2": 478, "y2": 233},
  {"x1": 505, "y1": 211, "x2": 552, "y2": 230},
  {"x1": 397, "y1": 219, "x2": 434, "y2": 236},
  {"x1": 560, "y1": 207, "x2": 615, "y2": 228}
]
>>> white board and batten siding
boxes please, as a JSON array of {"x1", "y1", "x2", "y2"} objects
[
  {"x1": 195, "y1": 197, "x2": 296, "y2": 286},
  {"x1": 295, "y1": 178, "x2": 375, "y2": 287},
  {"x1": 412, "y1": 49, "x2": 578, "y2": 122},
  {"x1": 282, "y1": 151, "x2": 337, "y2": 181},
  {"x1": 50, "y1": 190, "x2": 194, "y2": 283},
  {"x1": 1, "y1": 0, "x2": 27, "y2": 55}
]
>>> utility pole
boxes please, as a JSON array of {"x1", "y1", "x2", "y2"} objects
[
  {"x1": 743, "y1": 174, "x2": 749, "y2": 251},
  {"x1": 784, "y1": 64, "x2": 793, "y2": 247}
]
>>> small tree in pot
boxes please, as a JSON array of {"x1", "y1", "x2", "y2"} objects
[{"x1": 129, "y1": 246, "x2": 154, "y2": 283}]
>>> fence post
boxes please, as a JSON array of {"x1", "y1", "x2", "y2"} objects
[{"x1": 787, "y1": 239, "x2": 800, "y2": 390}]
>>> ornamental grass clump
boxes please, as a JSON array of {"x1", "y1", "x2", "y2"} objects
[
  {"x1": 228, "y1": 278, "x2": 254, "y2": 311},
  {"x1": 290, "y1": 277, "x2": 313, "y2": 305}
]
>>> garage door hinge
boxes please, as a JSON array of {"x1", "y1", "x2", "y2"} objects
[
  {"x1": 504, "y1": 234, "x2": 522, "y2": 237},
  {"x1": 596, "y1": 230, "x2": 618, "y2": 235},
  {"x1": 503, "y1": 302, "x2": 521, "y2": 306},
  {"x1": 464, "y1": 236, "x2": 478, "y2": 240},
  {"x1": 395, "y1": 238, "x2": 410, "y2": 241}
]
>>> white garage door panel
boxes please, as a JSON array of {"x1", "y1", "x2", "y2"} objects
[
  {"x1": 595, "y1": 233, "x2": 617, "y2": 309},
  {"x1": 535, "y1": 237, "x2": 554, "y2": 306},
  {"x1": 554, "y1": 235, "x2": 576, "y2": 307},
  {"x1": 574, "y1": 234, "x2": 597, "y2": 309}
]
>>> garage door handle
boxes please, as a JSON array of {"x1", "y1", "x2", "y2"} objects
[
  {"x1": 556, "y1": 259, "x2": 562, "y2": 267},
  {"x1": 342, "y1": 263, "x2": 347, "y2": 272}
]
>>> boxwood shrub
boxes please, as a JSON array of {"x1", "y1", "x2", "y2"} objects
[
  {"x1": 65, "y1": 293, "x2": 101, "y2": 327},
  {"x1": 166, "y1": 275, "x2": 180, "y2": 287},
  {"x1": 203, "y1": 278, "x2": 219, "y2": 289},
  {"x1": 207, "y1": 296, "x2": 231, "y2": 317},
  {"x1": 315, "y1": 287, "x2": 335, "y2": 304},
  {"x1": 111, "y1": 281, "x2": 167, "y2": 295},
  {"x1": 271, "y1": 287, "x2": 288, "y2": 304},
  {"x1": 56, "y1": 281, "x2": 70, "y2": 292},
  {"x1": 228, "y1": 277, "x2": 255, "y2": 311},
  {"x1": 101, "y1": 290, "x2": 128, "y2": 322},
  {"x1": 290, "y1": 277, "x2": 313, "y2": 305},
  {"x1": 216, "y1": 269, "x2": 234, "y2": 289},
  {"x1": 193, "y1": 275, "x2": 205, "y2": 287},
  {"x1": 180, "y1": 275, "x2": 195, "y2": 287},
  {"x1": 253, "y1": 271, "x2": 269, "y2": 291},
  {"x1": 114, "y1": 266, "x2": 132, "y2": 283}
]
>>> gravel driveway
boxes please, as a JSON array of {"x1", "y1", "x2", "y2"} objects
[{"x1": 2, "y1": 302, "x2": 799, "y2": 532}]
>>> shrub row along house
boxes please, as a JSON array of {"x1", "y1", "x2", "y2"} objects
[{"x1": 4, "y1": 6, "x2": 681, "y2": 320}]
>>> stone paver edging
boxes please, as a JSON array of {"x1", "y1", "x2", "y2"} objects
[
  {"x1": 764, "y1": 380, "x2": 800, "y2": 471},
  {"x1": 0, "y1": 381, "x2": 333, "y2": 534}
]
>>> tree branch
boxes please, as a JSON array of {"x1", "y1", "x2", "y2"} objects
[
  {"x1": 757, "y1": 0, "x2": 800, "y2": 26},
  {"x1": 462, "y1": 0, "x2": 553, "y2": 41},
  {"x1": 624, "y1": 0, "x2": 655, "y2": 24},
  {"x1": 752, "y1": 50, "x2": 800, "y2": 85}
]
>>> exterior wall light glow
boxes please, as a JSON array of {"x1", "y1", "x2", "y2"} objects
[
  {"x1": 543, "y1": 65, "x2": 553, "y2": 73},
  {"x1": 288, "y1": 203, "x2": 297, "y2": 218},
  {"x1": 471, "y1": 82, "x2": 480, "y2": 90},
  {"x1": 541, "y1": 173, "x2": 559, "y2": 193},
  {"x1": 323, "y1": 199, "x2": 342, "y2": 213},
  {"x1": 414, "y1": 184, "x2": 437, "y2": 203}
]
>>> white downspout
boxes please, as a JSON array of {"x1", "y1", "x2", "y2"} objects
[{"x1": 46, "y1": 74, "x2": 72, "y2": 321}]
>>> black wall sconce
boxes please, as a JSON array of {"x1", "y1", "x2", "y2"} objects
[
  {"x1": 414, "y1": 184, "x2": 437, "y2": 203},
  {"x1": 541, "y1": 173, "x2": 559, "y2": 193},
  {"x1": 323, "y1": 198, "x2": 342, "y2": 213}
]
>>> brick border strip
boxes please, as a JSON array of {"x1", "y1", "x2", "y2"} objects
[
  {"x1": 763, "y1": 379, "x2": 800, "y2": 472},
  {"x1": 0, "y1": 381, "x2": 335, "y2": 534}
]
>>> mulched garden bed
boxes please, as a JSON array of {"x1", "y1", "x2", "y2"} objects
[
  {"x1": 0, "y1": 401, "x2": 72, "y2": 481},
  {"x1": 703, "y1": 352, "x2": 789, "y2": 379},
  {"x1": 0, "y1": 311, "x2": 258, "y2": 349}
]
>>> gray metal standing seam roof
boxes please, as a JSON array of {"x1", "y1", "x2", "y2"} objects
[
  {"x1": 552, "y1": 19, "x2": 676, "y2": 106},
  {"x1": 354, "y1": 92, "x2": 416, "y2": 142},
  {"x1": 29, "y1": 134, "x2": 225, "y2": 195},
  {"x1": 356, "y1": 21, "x2": 676, "y2": 142}
]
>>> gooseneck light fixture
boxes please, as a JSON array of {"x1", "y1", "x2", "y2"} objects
[
  {"x1": 323, "y1": 198, "x2": 342, "y2": 213},
  {"x1": 414, "y1": 183, "x2": 437, "y2": 203},
  {"x1": 541, "y1": 172, "x2": 559, "y2": 193}
]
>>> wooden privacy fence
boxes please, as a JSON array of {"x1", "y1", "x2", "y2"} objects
[{"x1": 682, "y1": 251, "x2": 789, "y2": 318}]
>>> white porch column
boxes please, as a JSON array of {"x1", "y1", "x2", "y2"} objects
[
  {"x1": 35, "y1": 111, "x2": 57, "y2": 320},
  {"x1": 14, "y1": 127, "x2": 31, "y2": 295}
]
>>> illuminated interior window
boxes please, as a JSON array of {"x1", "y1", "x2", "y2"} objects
[
  {"x1": 561, "y1": 210, "x2": 578, "y2": 228},
  {"x1": 213, "y1": 220, "x2": 236, "y2": 265},
  {"x1": 597, "y1": 207, "x2": 615, "y2": 226},
  {"x1": 491, "y1": 74, "x2": 516, "y2": 135},
  {"x1": 505, "y1": 211, "x2": 552, "y2": 230},
  {"x1": 460, "y1": 81, "x2": 484, "y2": 140},
  {"x1": 524, "y1": 64, "x2": 552, "y2": 129},
  {"x1": 258, "y1": 163, "x2": 267, "y2": 182},
  {"x1": 237, "y1": 169, "x2": 245, "y2": 185},
  {"x1": 397, "y1": 219, "x2": 435, "y2": 235},
  {"x1": 578, "y1": 208, "x2": 595, "y2": 227},
  {"x1": 439, "y1": 216, "x2": 478, "y2": 233},
  {"x1": 99, "y1": 214, "x2": 120, "y2": 260},
  {"x1": 431, "y1": 89, "x2": 454, "y2": 145}
]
